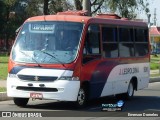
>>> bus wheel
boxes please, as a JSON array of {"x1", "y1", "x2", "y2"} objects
[
  {"x1": 75, "y1": 87, "x2": 87, "y2": 108},
  {"x1": 13, "y1": 98, "x2": 29, "y2": 107},
  {"x1": 124, "y1": 81, "x2": 134, "y2": 100}
]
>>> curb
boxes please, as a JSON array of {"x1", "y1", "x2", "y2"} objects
[
  {"x1": 150, "y1": 77, "x2": 160, "y2": 83},
  {"x1": 0, "y1": 77, "x2": 159, "y2": 101},
  {"x1": 0, "y1": 92, "x2": 12, "y2": 101}
]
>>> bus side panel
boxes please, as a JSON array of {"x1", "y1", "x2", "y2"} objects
[
  {"x1": 137, "y1": 63, "x2": 150, "y2": 90},
  {"x1": 81, "y1": 60, "x2": 118, "y2": 99},
  {"x1": 81, "y1": 60, "x2": 150, "y2": 99},
  {"x1": 102, "y1": 63, "x2": 150, "y2": 96}
]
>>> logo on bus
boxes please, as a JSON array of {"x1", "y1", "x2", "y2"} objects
[{"x1": 34, "y1": 76, "x2": 39, "y2": 81}]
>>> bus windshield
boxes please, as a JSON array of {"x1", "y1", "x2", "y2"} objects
[{"x1": 12, "y1": 21, "x2": 83, "y2": 64}]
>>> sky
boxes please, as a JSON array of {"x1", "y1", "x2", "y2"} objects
[{"x1": 137, "y1": 0, "x2": 160, "y2": 26}]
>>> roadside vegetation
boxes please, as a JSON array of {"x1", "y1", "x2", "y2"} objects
[
  {"x1": 150, "y1": 55, "x2": 160, "y2": 77},
  {"x1": 0, "y1": 87, "x2": 6, "y2": 92},
  {"x1": 150, "y1": 55, "x2": 160, "y2": 70},
  {"x1": 0, "y1": 53, "x2": 8, "y2": 80}
]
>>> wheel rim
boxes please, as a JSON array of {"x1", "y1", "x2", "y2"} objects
[
  {"x1": 77, "y1": 89, "x2": 85, "y2": 105},
  {"x1": 128, "y1": 82, "x2": 134, "y2": 97}
]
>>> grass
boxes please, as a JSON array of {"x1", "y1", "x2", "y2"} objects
[
  {"x1": 150, "y1": 55, "x2": 160, "y2": 70},
  {"x1": 0, "y1": 55, "x2": 9, "y2": 80},
  {"x1": 0, "y1": 87, "x2": 6, "y2": 92},
  {"x1": 150, "y1": 63, "x2": 160, "y2": 70}
]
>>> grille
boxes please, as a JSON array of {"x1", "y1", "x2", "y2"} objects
[
  {"x1": 16, "y1": 86, "x2": 58, "y2": 92},
  {"x1": 17, "y1": 75, "x2": 58, "y2": 82}
]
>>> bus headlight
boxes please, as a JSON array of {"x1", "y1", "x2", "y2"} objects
[
  {"x1": 8, "y1": 74, "x2": 17, "y2": 78},
  {"x1": 58, "y1": 76, "x2": 79, "y2": 81}
]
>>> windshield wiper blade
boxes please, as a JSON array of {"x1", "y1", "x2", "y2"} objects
[
  {"x1": 40, "y1": 50, "x2": 66, "y2": 68},
  {"x1": 19, "y1": 50, "x2": 41, "y2": 67}
]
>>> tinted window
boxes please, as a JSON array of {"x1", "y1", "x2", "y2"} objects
[
  {"x1": 119, "y1": 28, "x2": 133, "y2": 42},
  {"x1": 101, "y1": 25, "x2": 149, "y2": 58},
  {"x1": 135, "y1": 29, "x2": 148, "y2": 42},
  {"x1": 103, "y1": 43, "x2": 118, "y2": 58},
  {"x1": 135, "y1": 43, "x2": 149, "y2": 56},
  {"x1": 119, "y1": 43, "x2": 134, "y2": 57},
  {"x1": 134, "y1": 28, "x2": 149, "y2": 56},
  {"x1": 102, "y1": 27, "x2": 117, "y2": 42},
  {"x1": 102, "y1": 26, "x2": 118, "y2": 58},
  {"x1": 118, "y1": 27, "x2": 134, "y2": 57},
  {"x1": 83, "y1": 24, "x2": 101, "y2": 64},
  {"x1": 84, "y1": 25, "x2": 100, "y2": 54}
]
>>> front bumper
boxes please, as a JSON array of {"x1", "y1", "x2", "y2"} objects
[{"x1": 7, "y1": 77, "x2": 80, "y2": 101}]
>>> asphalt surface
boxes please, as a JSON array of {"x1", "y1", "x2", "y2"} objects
[{"x1": 0, "y1": 82, "x2": 160, "y2": 120}]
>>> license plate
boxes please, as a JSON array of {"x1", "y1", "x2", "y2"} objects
[{"x1": 30, "y1": 93, "x2": 43, "y2": 99}]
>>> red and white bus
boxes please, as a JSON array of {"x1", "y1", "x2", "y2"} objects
[{"x1": 7, "y1": 11, "x2": 150, "y2": 108}]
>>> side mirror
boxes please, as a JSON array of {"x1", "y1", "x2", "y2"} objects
[
  {"x1": 88, "y1": 25, "x2": 99, "y2": 33},
  {"x1": 15, "y1": 26, "x2": 21, "y2": 35}
]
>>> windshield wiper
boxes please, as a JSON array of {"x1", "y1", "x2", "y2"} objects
[
  {"x1": 19, "y1": 50, "x2": 41, "y2": 67},
  {"x1": 40, "y1": 50, "x2": 66, "y2": 68}
]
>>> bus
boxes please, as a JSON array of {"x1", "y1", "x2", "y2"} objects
[{"x1": 7, "y1": 11, "x2": 150, "y2": 108}]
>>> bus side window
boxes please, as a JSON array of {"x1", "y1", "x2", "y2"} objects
[
  {"x1": 84, "y1": 33, "x2": 93, "y2": 54},
  {"x1": 83, "y1": 25, "x2": 101, "y2": 64},
  {"x1": 102, "y1": 26, "x2": 118, "y2": 58},
  {"x1": 119, "y1": 28, "x2": 134, "y2": 57},
  {"x1": 135, "y1": 28, "x2": 149, "y2": 56}
]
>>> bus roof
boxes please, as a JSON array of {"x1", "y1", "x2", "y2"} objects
[{"x1": 25, "y1": 12, "x2": 147, "y2": 27}]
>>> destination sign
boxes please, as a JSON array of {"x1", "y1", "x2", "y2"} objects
[{"x1": 30, "y1": 24, "x2": 55, "y2": 33}]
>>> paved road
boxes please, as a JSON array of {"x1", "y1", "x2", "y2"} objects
[{"x1": 0, "y1": 82, "x2": 160, "y2": 119}]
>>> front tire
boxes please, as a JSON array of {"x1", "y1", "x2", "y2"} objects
[
  {"x1": 13, "y1": 98, "x2": 29, "y2": 107},
  {"x1": 75, "y1": 87, "x2": 87, "y2": 108}
]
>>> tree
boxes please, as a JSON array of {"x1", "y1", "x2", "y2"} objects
[
  {"x1": 0, "y1": 0, "x2": 74, "y2": 51},
  {"x1": 74, "y1": 0, "x2": 105, "y2": 15},
  {"x1": 49, "y1": 0, "x2": 74, "y2": 14},
  {"x1": 2, "y1": 0, "x2": 17, "y2": 50},
  {"x1": 90, "y1": 0, "x2": 105, "y2": 14},
  {"x1": 0, "y1": 0, "x2": 6, "y2": 39},
  {"x1": 74, "y1": 0, "x2": 82, "y2": 10},
  {"x1": 104, "y1": 0, "x2": 150, "y2": 19},
  {"x1": 25, "y1": 0, "x2": 43, "y2": 17},
  {"x1": 25, "y1": 0, "x2": 73, "y2": 15},
  {"x1": 44, "y1": 0, "x2": 49, "y2": 15},
  {"x1": 74, "y1": 0, "x2": 149, "y2": 19}
]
